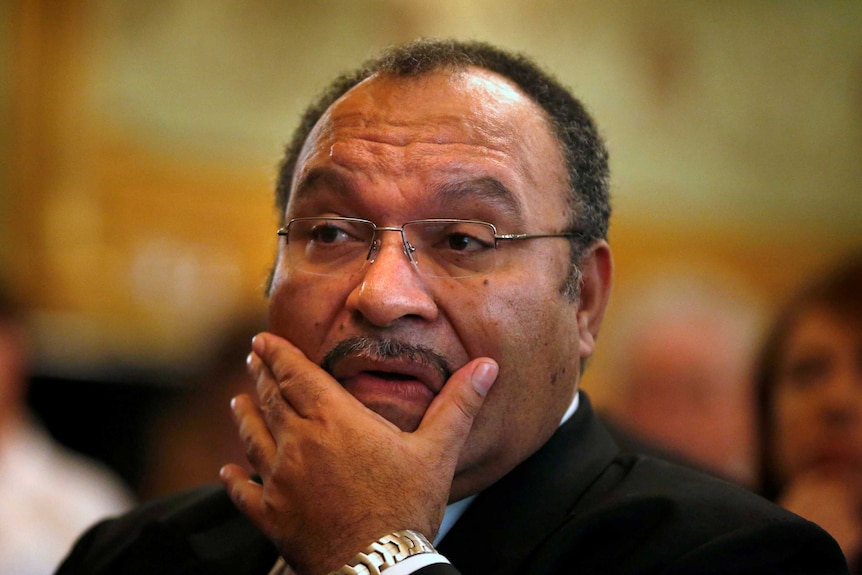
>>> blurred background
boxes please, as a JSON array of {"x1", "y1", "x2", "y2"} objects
[{"x1": 2, "y1": 1, "x2": 861, "y2": 500}]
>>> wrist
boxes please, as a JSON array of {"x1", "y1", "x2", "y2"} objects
[{"x1": 328, "y1": 529, "x2": 436, "y2": 575}]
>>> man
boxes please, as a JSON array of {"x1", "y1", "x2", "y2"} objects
[
  {"x1": 57, "y1": 39, "x2": 850, "y2": 575},
  {"x1": 0, "y1": 280, "x2": 134, "y2": 575},
  {"x1": 599, "y1": 268, "x2": 764, "y2": 486}
]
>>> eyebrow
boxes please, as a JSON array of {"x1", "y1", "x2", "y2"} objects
[
  {"x1": 292, "y1": 168, "x2": 351, "y2": 203},
  {"x1": 291, "y1": 169, "x2": 523, "y2": 222},
  {"x1": 434, "y1": 177, "x2": 523, "y2": 222}
]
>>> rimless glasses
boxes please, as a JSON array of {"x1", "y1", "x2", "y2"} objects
[{"x1": 277, "y1": 217, "x2": 580, "y2": 279}]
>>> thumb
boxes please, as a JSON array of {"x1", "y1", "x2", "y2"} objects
[{"x1": 418, "y1": 358, "x2": 499, "y2": 448}]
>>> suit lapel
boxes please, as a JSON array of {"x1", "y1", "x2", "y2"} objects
[
  {"x1": 136, "y1": 485, "x2": 278, "y2": 575},
  {"x1": 438, "y1": 392, "x2": 619, "y2": 575},
  {"x1": 186, "y1": 511, "x2": 278, "y2": 575}
]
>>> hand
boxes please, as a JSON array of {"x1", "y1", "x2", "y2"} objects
[
  {"x1": 219, "y1": 332, "x2": 498, "y2": 575},
  {"x1": 778, "y1": 470, "x2": 862, "y2": 564}
]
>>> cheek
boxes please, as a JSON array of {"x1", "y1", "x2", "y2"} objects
[
  {"x1": 772, "y1": 389, "x2": 813, "y2": 477},
  {"x1": 461, "y1": 272, "x2": 576, "y2": 352},
  {"x1": 268, "y1": 274, "x2": 349, "y2": 363},
  {"x1": 455, "y1": 277, "x2": 580, "y2": 444},
  {"x1": 455, "y1": 280, "x2": 553, "y2": 360}
]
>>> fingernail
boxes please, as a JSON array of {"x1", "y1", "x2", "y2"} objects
[
  {"x1": 251, "y1": 334, "x2": 265, "y2": 354},
  {"x1": 472, "y1": 360, "x2": 499, "y2": 397}
]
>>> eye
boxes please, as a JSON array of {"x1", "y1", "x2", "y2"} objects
[
  {"x1": 783, "y1": 354, "x2": 833, "y2": 390},
  {"x1": 309, "y1": 222, "x2": 349, "y2": 244},
  {"x1": 444, "y1": 232, "x2": 491, "y2": 252},
  {"x1": 425, "y1": 222, "x2": 495, "y2": 253},
  {"x1": 303, "y1": 220, "x2": 372, "y2": 246}
]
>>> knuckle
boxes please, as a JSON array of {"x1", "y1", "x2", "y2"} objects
[
  {"x1": 228, "y1": 483, "x2": 247, "y2": 510},
  {"x1": 262, "y1": 394, "x2": 287, "y2": 425},
  {"x1": 244, "y1": 441, "x2": 262, "y2": 464},
  {"x1": 279, "y1": 374, "x2": 327, "y2": 415}
]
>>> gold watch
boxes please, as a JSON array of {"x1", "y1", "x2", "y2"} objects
[{"x1": 329, "y1": 529, "x2": 436, "y2": 575}]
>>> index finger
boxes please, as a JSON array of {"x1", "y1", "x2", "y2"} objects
[{"x1": 251, "y1": 332, "x2": 349, "y2": 419}]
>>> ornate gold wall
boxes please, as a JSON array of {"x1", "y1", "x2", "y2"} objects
[{"x1": 4, "y1": 0, "x2": 862, "y2": 380}]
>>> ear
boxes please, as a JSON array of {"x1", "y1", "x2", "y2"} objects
[{"x1": 576, "y1": 240, "x2": 613, "y2": 361}]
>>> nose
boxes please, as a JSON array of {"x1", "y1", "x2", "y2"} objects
[{"x1": 346, "y1": 232, "x2": 438, "y2": 327}]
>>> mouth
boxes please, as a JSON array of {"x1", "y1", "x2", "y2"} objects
[
  {"x1": 333, "y1": 360, "x2": 441, "y2": 432},
  {"x1": 321, "y1": 336, "x2": 452, "y2": 391},
  {"x1": 365, "y1": 370, "x2": 420, "y2": 381},
  {"x1": 321, "y1": 337, "x2": 453, "y2": 429},
  {"x1": 332, "y1": 357, "x2": 444, "y2": 396}
]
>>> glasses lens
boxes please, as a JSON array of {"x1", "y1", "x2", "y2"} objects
[
  {"x1": 404, "y1": 220, "x2": 497, "y2": 278},
  {"x1": 287, "y1": 218, "x2": 374, "y2": 276}
]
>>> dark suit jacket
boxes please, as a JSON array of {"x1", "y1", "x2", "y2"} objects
[{"x1": 56, "y1": 393, "x2": 850, "y2": 575}]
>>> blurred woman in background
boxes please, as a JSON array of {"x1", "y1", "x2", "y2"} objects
[{"x1": 755, "y1": 253, "x2": 862, "y2": 573}]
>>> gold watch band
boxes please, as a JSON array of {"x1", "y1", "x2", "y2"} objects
[{"x1": 330, "y1": 529, "x2": 436, "y2": 575}]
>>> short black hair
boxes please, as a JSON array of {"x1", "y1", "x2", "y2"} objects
[{"x1": 273, "y1": 38, "x2": 611, "y2": 298}]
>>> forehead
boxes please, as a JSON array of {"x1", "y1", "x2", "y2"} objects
[
  {"x1": 787, "y1": 307, "x2": 861, "y2": 347},
  {"x1": 289, "y1": 67, "x2": 569, "y2": 223}
]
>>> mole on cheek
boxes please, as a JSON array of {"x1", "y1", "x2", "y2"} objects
[{"x1": 483, "y1": 279, "x2": 490, "y2": 287}]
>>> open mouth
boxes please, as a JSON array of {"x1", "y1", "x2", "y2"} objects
[
  {"x1": 321, "y1": 336, "x2": 452, "y2": 394},
  {"x1": 365, "y1": 370, "x2": 416, "y2": 381}
]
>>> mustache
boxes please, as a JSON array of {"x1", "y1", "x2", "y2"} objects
[{"x1": 321, "y1": 336, "x2": 453, "y2": 382}]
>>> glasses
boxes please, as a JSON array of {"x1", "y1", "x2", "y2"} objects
[{"x1": 277, "y1": 217, "x2": 579, "y2": 279}]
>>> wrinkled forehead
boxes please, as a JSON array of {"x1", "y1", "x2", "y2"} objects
[{"x1": 287, "y1": 67, "x2": 569, "y2": 220}]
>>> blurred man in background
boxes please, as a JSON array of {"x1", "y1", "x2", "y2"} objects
[
  {"x1": 598, "y1": 267, "x2": 763, "y2": 485},
  {"x1": 0, "y1": 279, "x2": 134, "y2": 575}
]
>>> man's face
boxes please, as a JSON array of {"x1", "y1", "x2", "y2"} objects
[{"x1": 268, "y1": 67, "x2": 607, "y2": 498}]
